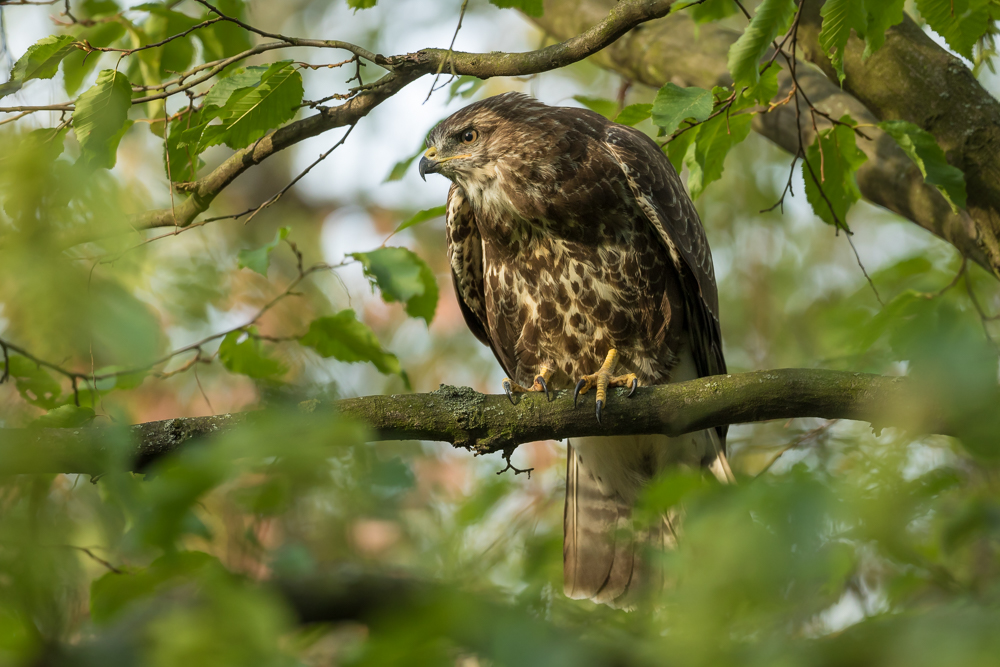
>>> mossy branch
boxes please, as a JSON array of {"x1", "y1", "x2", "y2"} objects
[{"x1": 0, "y1": 369, "x2": 947, "y2": 475}]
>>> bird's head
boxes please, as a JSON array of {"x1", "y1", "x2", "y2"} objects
[{"x1": 418, "y1": 92, "x2": 550, "y2": 187}]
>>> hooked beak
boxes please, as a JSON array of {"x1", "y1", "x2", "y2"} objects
[
  {"x1": 418, "y1": 146, "x2": 473, "y2": 181},
  {"x1": 418, "y1": 147, "x2": 438, "y2": 181}
]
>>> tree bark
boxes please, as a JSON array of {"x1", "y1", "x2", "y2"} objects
[
  {"x1": 0, "y1": 369, "x2": 946, "y2": 475},
  {"x1": 533, "y1": 0, "x2": 1000, "y2": 277}
]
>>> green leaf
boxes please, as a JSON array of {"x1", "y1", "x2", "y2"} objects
[
  {"x1": 141, "y1": 7, "x2": 200, "y2": 78},
  {"x1": 819, "y1": 0, "x2": 868, "y2": 82},
  {"x1": 92, "y1": 366, "x2": 147, "y2": 392},
  {"x1": 489, "y1": 0, "x2": 544, "y2": 17},
  {"x1": 385, "y1": 143, "x2": 425, "y2": 182},
  {"x1": 347, "y1": 0, "x2": 377, "y2": 8},
  {"x1": 916, "y1": 0, "x2": 993, "y2": 61},
  {"x1": 300, "y1": 310, "x2": 406, "y2": 381},
  {"x1": 72, "y1": 69, "x2": 133, "y2": 169},
  {"x1": 727, "y1": 0, "x2": 797, "y2": 90},
  {"x1": 745, "y1": 62, "x2": 782, "y2": 104},
  {"x1": 395, "y1": 205, "x2": 447, "y2": 234},
  {"x1": 350, "y1": 247, "x2": 439, "y2": 324},
  {"x1": 238, "y1": 227, "x2": 290, "y2": 276},
  {"x1": 864, "y1": 0, "x2": 906, "y2": 59},
  {"x1": 1, "y1": 355, "x2": 63, "y2": 409},
  {"x1": 448, "y1": 76, "x2": 485, "y2": 102},
  {"x1": 665, "y1": 125, "x2": 697, "y2": 174},
  {"x1": 199, "y1": 61, "x2": 303, "y2": 150},
  {"x1": 91, "y1": 552, "x2": 219, "y2": 625},
  {"x1": 62, "y1": 22, "x2": 125, "y2": 96},
  {"x1": 219, "y1": 330, "x2": 286, "y2": 380},
  {"x1": 684, "y1": 111, "x2": 754, "y2": 199},
  {"x1": 879, "y1": 120, "x2": 967, "y2": 210},
  {"x1": 651, "y1": 84, "x2": 714, "y2": 135},
  {"x1": 195, "y1": 0, "x2": 252, "y2": 65},
  {"x1": 81, "y1": 0, "x2": 120, "y2": 17},
  {"x1": 803, "y1": 117, "x2": 868, "y2": 228},
  {"x1": 203, "y1": 65, "x2": 270, "y2": 112},
  {"x1": 614, "y1": 103, "x2": 653, "y2": 127},
  {"x1": 164, "y1": 112, "x2": 206, "y2": 182},
  {"x1": 572, "y1": 95, "x2": 618, "y2": 120},
  {"x1": 30, "y1": 405, "x2": 96, "y2": 429},
  {"x1": 0, "y1": 35, "x2": 77, "y2": 99},
  {"x1": 689, "y1": 0, "x2": 738, "y2": 23}
]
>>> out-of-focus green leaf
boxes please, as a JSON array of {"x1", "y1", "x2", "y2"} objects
[
  {"x1": 300, "y1": 309, "x2": 407, "y2": 382},
  {"x1": 81, "y1": 0, "x2": 120, "y2": 16},
  {"x1": 385, "y1": 142, "x2": 425, "y2": 182},
  {"x1": 347, "y1": 0, "x2": 377, "y2": 8},
  {"x1": 728, "y1": 0, "x2": 797, "y2": 90},
  {"x1": 489, "y1": 0, "x2": 544, "y2": 17},
  {"x1": 199, "y1": 61, "x2": 303, "y2": 150},
  {"x1": 572, "y1": 95, "x2": 618, "y2": 119},
  {"x1": 140, "y1": 6, "x2": 200, "y2": 78},
  {"x1": 689, "y1": 0, "x2": 738, "y2": 23},
  {"x1": 652, "y1": 83, "x2": 715, "y2": 135},
  {"x1": 456, "y1": 477, "x2": 510, "y2": 526},
  {"x1": 614, "y1": 103, "x2": 652, "y2": 127},
  {"x1": 684, "y1": 110, "x2": 754, "y2": 199},
  {"x1": 916, "y1": 0, "x2": 993, "y2": 61},
  {"x1": 394, "y1": 205, "x2": 446, "y2": 234},
  {"x1": 91, "y1": 552, "x2": 219, "y2": 624},
  {"x1": 819, "y1": 0, "x2": 868, "y2": 82},
  {"x1": 72, "y1": 69, "x2": 133, "y2": 169},
  {"x1": 89, "y1": 278, "x2": 167, "y2": 368},
  {"x1": 238, "y1": 227, "x2": 290, "y2": 276},
  {"x1": 219, "y1": 330, "x2": 286, "y2": 380},
  {"x1": 879, "y1": 120, "x2": 967, "y2": 210},
  {"x1": 635, "y1": 471, "x2": 707, "y2": 526},
  {"x1": 448, "y1": 75, "x2": 485, "y2": 102},
  {"x1": 803, "y1": 116, "x2": 867, "y2": 227},
  {"x1": 0, "y1": 35, "x2": 77, "y2": 100},
  {"x1": 2, "y1": 356, "x2": 63, "y2": 409},
  {"x1": 195, "y1": 0, "x2": 253, "y2": 64},
  {"x1": 92, "y1": 366, "x2": 147, "y2": 392},
  {"x1": 30, "y1": 405, "x2": 96, "y2": 429},
  {"x1": 350, "y1": 247, "x2": 438, "y2": 324},
  {"x1": 864, "y1": 0, "x2": 906, "y2": 58}
]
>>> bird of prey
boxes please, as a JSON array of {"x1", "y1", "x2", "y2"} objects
[{"x1": 419, "y1": 92, "x2": 733, "y2": 607}]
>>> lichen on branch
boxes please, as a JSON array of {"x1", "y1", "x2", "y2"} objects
[{"x1": 0, "y1": 369, "x2": 947, "y2": 476}]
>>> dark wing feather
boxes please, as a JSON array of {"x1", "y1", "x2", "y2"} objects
[
  {"x1": 602, "y1": 125, "x2": 728, "y2": 446},
  {"x1": 445, "y1": 184, "x2": 515, "y2": 378}
]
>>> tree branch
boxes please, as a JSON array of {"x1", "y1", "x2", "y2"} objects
[
  {"x1": 130, "y1": 0, "x2": 678, "y2": 229},
  {"x1": 0, "y1": 369, "x2": 945, "y2": 475},
  {"x1": 533, "y1": 0, "x2": 1000, "y2": 277}
]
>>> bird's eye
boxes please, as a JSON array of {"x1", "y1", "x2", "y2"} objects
[{"x1": 461, "y1": 129, "x2": 478, "y2": 144}]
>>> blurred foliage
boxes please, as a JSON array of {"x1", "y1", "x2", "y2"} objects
[{"x1": 0, "y1": 0, "x2": 999, "y2": 666}]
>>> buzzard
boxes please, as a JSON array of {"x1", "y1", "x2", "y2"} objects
[{"x1": 419, "y1": 92, "x2": 733, "y2": 607}]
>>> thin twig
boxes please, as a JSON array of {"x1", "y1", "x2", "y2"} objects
[{"x1": 425, "y1": 0, "x2": 469, "y2": 103}]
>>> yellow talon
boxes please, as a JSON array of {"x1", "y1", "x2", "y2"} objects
[
  {"x1": 502, "y1": 365, "x2": 554, "y2": 403},
  {"x1": 573, "y1": 349, "x2": 640, "y2": 422}
]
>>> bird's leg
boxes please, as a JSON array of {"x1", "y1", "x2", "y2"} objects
[
  {"x1": 573, "y1": 349, "x2": 639, "y2": 423},
  {"x1": 502, "y1": 365, "x2": 554, "y2": 404}
]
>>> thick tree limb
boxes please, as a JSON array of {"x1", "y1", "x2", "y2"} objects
[
  {"x1": 533, "y1": 0, "x2": 1000, "y2": 277},
  {"x1": 0, "y1": 369, "x2": 945, "y2": 475}
]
